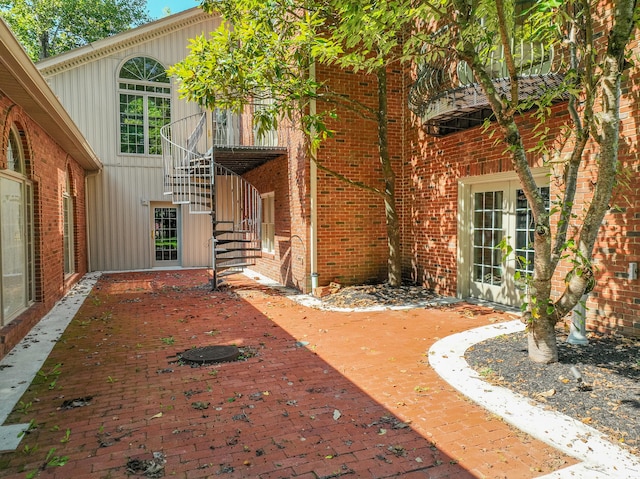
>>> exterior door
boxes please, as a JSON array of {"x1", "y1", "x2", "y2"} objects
[
  {"x1": 152, "y1": 205, "x2": 180, "y2": 267},
  {"x1": 466, "y1": 177, "x2": 549, "y2": 307}
]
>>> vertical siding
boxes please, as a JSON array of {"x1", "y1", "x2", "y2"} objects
[{"x1": 44, "y1": 16, "x2": 220, "y2": 271}]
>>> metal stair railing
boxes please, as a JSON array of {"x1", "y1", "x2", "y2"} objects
[
  {"x1": 161, "y1": 112, "x2": 210, "y2": 208},
  {"x1": 210, "y1": 162, "x2": 262, "y2": 285},
  {"x1": 409, "y1": 38, "x2": 563, "y2": 122},
  {"x1": 160, "y1": 111, "x2": 263, "y2": 286}
]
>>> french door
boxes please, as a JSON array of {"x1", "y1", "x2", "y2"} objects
[
  {"x1": 152, "y1": 205, "x2": 180, "y2": 267},
  {"x1": 466, "y1": 177, "x2": 549, "y2": 307}
]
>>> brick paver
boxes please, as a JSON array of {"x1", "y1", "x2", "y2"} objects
[{"x1": 0, "y1": 270, "x2": 575, "y2": 478}]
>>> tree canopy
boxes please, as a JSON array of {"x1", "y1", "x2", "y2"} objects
[
  {"x1": 409, "y1": 0, "x2": 638, "y2": 362},
  {"x1": 173, "y1": 0, "x2": 416, "y2": 287},
  {"x1": 174, "y1": 0, "x2": 638, "y2": 362},
  {"x1": 0, "y1": 0, "x2": 151, "y2": 60}
]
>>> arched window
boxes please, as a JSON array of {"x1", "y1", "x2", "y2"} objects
[
  {"x1": 118, "y1": 57, "x2": 171, "y2": 155},
  {"x1": 1, "y1": 125, "x2": 34, "y2": 325},
  {"x1": 63, "y1": 169, "x2": 75, "y2": 275},
  {"x1": 6, "y1": 128, "x2": 25, "y2": 174}
]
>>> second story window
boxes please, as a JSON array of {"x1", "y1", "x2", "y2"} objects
[{"x1": 118, "y1": 57, "x2": 171, "y2": 155}]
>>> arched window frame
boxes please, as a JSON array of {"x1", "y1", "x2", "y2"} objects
[
  {"x1": 6, "y1": 125, "x2": 26, "y2": 175},
  {"x1": 117, "y1": 56, "x2": 172, "y2": 156}
]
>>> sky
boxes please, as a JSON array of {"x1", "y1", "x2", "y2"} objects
[{"x1": 146, "y1": 0, "x2": 197, "y2": 19}]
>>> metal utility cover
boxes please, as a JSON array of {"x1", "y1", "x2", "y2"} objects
[{"x1": 181, "y1": 345, "x2": 240, "y2": 364}]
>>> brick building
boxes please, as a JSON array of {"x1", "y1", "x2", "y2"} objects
[
  {"x1": 401, "y1": 21, "x2": 640, "y2": 337},
  {"x1": 32, "y1": 7, "x2": 640, "y2": 340},
  {"x1": 0, "y1": 20, "x2": 102, "y2": 359}
]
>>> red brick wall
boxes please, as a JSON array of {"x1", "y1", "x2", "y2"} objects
[
  {"x1": 402, "y1": 32, "x2": 640, "y2": 337},
  {"x1": 0, "y1": 93, "x2": 90, "y2": 360},
  {"x1": 587, "y1": 30, "x2": 640, "y2": 336},
  {"x1": 311, "y1": 65, "x2": 405, "y2": 286},
  {"x1": 244, "y1": 127, "x2": 310, "y2": 291},
  {"x1": 246, "y1": 65, "x2": 405, "y2": 290}
]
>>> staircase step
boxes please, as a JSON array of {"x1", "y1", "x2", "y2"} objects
[
  {"x1": 214, "y1": 238, "x2": 257, "y2": 245},
  {"x1": 215, "y1": 261, "x2": 255, "y2": 269},
  {"x1": 214, "y1": 230, "x2": 253, "y2": 235},
  {"x1": 214, "y1": 233, "x2": 254, "y2": 238},
  {"x1": 216, "y1": 268, "x2": 245, "y2": 278},
  {"x1": 170, "y1": 173, "x2": 211, "y2": 179},
  {"x1": 215, "y1": 247, "x2": 262, "y2": 253},
  {"x1": 217, "y1": 254, "x2": 262, "y2": 262}
]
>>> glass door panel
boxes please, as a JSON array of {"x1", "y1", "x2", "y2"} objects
[
  {"x1": 153, "y1": 206, "x2": 180, "y2": 267},
  {"x1": 468, "y1": 180, "x2": 549, "y2": 307},
  {"x1": 470, "y1": 189, "x2": 507, "y2": 303},
  {"x1": 1, "y1": 177, "x2": 26, "y2": 321},
  {"x1": 514, "y1": 187, "x2": 550, "y2": 281}
]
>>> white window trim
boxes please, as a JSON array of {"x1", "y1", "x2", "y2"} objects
[
  {"x1": 1, "y1": 126, "x2": 34, "y2": 326},
  {"x1": 457, "y1": 167, "x2": 549, "y2": 302},
  {"x1": 261, "y1": 192, "x2": 275, "y2": 254},
  {"x1": 63, "y1": 172, "x2": 75, "y2": 277},
  {"x1": 116, "y1": 56, "x2": 171, "y2": 157}
]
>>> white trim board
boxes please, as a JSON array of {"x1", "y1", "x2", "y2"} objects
[
  {"x1": 429, "y1": 320, "x2": 640, "y2": 478},
  {"x1": 0, "y1": 273, "x2": 100, "y2": 452}
]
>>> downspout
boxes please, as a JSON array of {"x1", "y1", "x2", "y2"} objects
[
  {"x1": 309, "y1": 61, "x2": 319, "y2": 292},
  {"x1": 84, "y1": 169, "x2": 101, "y2": 272}
]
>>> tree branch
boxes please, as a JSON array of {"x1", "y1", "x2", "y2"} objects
[
  {"x1": 312, "y1": 157, "x2": 384, "y2": 198},
  {"x1": 495, "y1": 0, "x2": 519, "y2": 109}
]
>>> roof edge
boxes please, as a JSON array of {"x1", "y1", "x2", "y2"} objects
[
  {"x1": 37, "y1": 8, "x2": 212, "y2": 76},
  {"x1": 0, "y1": 19, "x2": 102, "y2": 171}
]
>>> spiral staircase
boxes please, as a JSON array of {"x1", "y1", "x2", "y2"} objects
[{"x1": 160, "y1": 109, "x2": 286, "y2": 287}]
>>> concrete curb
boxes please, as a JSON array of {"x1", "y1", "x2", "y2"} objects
[
  {"x1": 0, "y1": 272, "x2": 101, "y2": 451},
  {"x1": 428, "y1": 320, "x2": 640, "y2": 479}
]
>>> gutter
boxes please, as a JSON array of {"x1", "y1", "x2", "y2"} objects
[
  {"x1": 309, "y1": 62, "x2": 318, "y2": 292},
  {"x1": 84, "y1": 169, "x2": 101, "y2": 272}
]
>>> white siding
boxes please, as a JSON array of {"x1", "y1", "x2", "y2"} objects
[{"x1": 47, "y1": 15, "x2": 221, "y2": 271}]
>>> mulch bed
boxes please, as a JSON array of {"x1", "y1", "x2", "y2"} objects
[
  {"x1": 320, "y1": 283, "x2": 441, "y2": 308},
  {"x1": 465, "y1": 330, "x2": 640, "y2": 455},
  {"x1": 319, "y1": 283, "x2": 640, "y2": 456}
]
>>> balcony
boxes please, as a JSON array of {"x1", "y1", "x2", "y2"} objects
[
  {"x1": 408, "y1": 41, "x2": 565, "y2": 136},
  {"x1": 161, "y1": 107, "x2": 289, "y2": 213},
  {"x1": 209, "y1": 108, "x2": 288, "y2": 175}
]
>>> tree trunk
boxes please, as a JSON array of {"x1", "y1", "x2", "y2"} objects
[
  {"x1": 376, "y1": 66, "x2": 402, "y2": 287},
  {"x1": 527, "y1": 316, "x2": 558, "y2": 363},
  {"x1": 39, "y1": 33, "x2": 50, "y2": 60}
]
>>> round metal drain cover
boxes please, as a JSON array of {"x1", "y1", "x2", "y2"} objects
[{"x1": 181, "y1": 345, "x2": 240, "y2": 364}]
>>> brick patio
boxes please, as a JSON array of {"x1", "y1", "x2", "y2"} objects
[{"x1": 0, "y1": 270, "x2": 574, "y2": 478}]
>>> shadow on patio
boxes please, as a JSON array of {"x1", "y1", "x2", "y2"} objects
[{"x1": 0, "y1": 270, "x2": 571, "y2": 478}]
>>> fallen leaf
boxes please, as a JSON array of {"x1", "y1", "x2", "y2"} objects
[
  {"x1": 539, "y1": 389, "x2": 556, "y2": 398},
  {"x1": 150, "y1": 412, "x2": 163, "y2": 419},
  {"x1": 333, "y1": 409, "x2": 341, "y2": 421}
]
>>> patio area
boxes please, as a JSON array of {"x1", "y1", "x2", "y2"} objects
[{"x1": 0, "y1": 269, "x2": 574, "y2": 478}]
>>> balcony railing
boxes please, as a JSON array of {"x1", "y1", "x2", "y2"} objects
[
  {"x1": 211, "y1": 107, "x2": 280, "y2": 149},
  {"x1": 409, "y1": 40, "x2": 565, "y2": 135}
]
